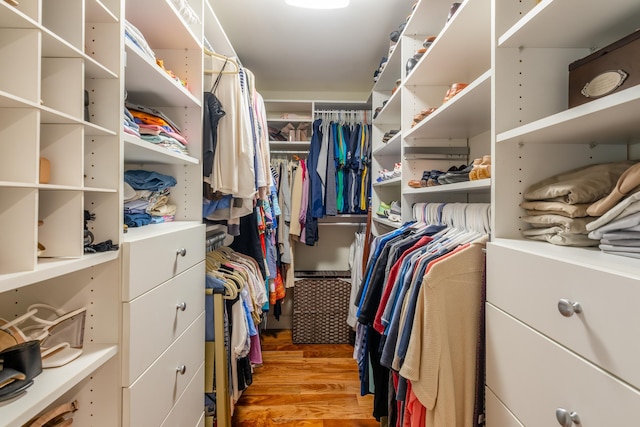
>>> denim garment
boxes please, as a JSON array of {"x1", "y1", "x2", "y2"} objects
[{"x1": 124, "y1": 169, "x2": 177, "y2": 191}]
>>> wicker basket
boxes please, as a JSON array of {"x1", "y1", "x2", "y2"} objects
[{"x1": 292, "y1": 275, "x2": 352, "y2": 344}]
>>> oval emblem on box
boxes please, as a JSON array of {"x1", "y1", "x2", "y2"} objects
[{"x1": 581, "y1": 70, "x2": 629, "y2": 98}]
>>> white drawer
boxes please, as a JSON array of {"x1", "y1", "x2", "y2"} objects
[
  {"x1": 161, "y1": 362, "x2": 205, "y2": 427},
  {"x1": 487, "y1": 242, "x2": 640, "y2": 389},
  {"x1": 123, "y1": 312, "x2": 205, "y2": 427},
  {"x1": 122, "y1": 224, "x2": 205, "y2": 300},
  {"x1": 485, "y1": 387, "x2": 524, "y2": 427},
  {"x1": 486, "y1": 304, "x2": 640, "y2": 427},
  {"x1": 123, "y1": 261, "x2": 205, "y2": 385}
]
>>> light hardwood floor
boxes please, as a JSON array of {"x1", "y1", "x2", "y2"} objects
[{"x1": 231, "y1": 329, "x2": 379, "y2": 427}]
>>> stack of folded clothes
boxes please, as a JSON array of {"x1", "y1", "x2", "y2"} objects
[
  {"x1": 519, "y1": 161, "x2": 635, "y2": 247},
  {"x1": 584, "y1": 162, "x2": 640, "y2": 258},
  {"x1": 125, "y1": 102, "x2": 189, "y2": 156},
  {"x1": 124, "y1": 170, "x2": 178, "y2": 228}
]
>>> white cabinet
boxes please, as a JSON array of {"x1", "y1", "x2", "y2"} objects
[
  {"x1": 370, "y1": 0, "x2": 491, "y2": 236},
  {"x1": 488, "y1": 0, "x2": 640, "y2": 425},
  {"x1": 0, "y1": 1, "x2": 122, "y2": 425},
  {"x1": 121, "y1": 0, "x2": 206, "y2": 425}
]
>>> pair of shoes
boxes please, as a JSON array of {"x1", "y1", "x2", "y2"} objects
[
  {"x1": 389, "y1": 22, "x2": 406, "y2": 43},
  {"x1": 27, "y1": 399, "x2": 79, "y2": 426},
  {"x1": 469, "y1": 155, "x2": 491, "y2": 180},
  {"x1": 393, "y1": 162, "x2": 402, "y2": 178},
  {"x1": 0, "y1": 340, "x2": 42, "y2": 402},
  {"x1": 412, "y1": 107, "x2": 437, "y2": 127},
  {"x1": 388, "y1": 201, "x2": 402, "y2": 222},
  {"x1": 443, "y1": 82, "x2": 468, "y2": 103},
  {"x1": 408, "y1": 170, "x2": 430, "y2": 188},
  {"x1": 382, "y1": 129, "x2": 399, "y2": 143},
  {"x1": 376, "y1": 201, "x2": 391, "y2": 218},
  {"x1": 438, "y1": 163, "x2": 474, "y2": 184},
  {"x1": 376, "y1": 169, "x2": 394, "y2": 182},
  {"x1": 0, "y1": 304, "x2": 87, "y2": 369}
]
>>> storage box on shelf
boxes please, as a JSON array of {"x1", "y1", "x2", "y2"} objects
[
  {"x1": 0, "y1": 1, "x2": 122, "y2": 425},
  {"x1": 488, "y1": 0, "x2": 640, "y2": 425}
]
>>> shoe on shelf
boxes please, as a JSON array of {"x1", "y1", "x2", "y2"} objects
[
  {"x1": 376, "y1": 201, "x2": 391, "y2": 218},
  {"x1": 393, "y1": 162, "x2": 402, "y2": 178},
  {"x1": 0, "y1": 340, "x2": 42, "y2": 402},
  {"x1": 388, "y1": 201, "x2": 402, "y2": 222},
  {"x1": 0, "y1": 304, "x2": 87, "y2": 369},
  {"x1": 376, "y1": 169, "x2": 390, "y2": 182},
  {"x1": 383, "y1": 170, "x2": 395, "y2": 180}
]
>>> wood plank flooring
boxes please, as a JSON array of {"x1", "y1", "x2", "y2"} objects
[{"x1": 231, "y1": 329, "x2": 378, "y2": 427}]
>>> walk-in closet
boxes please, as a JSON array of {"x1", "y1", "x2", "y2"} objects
[{"x1": 1, "y1": 0, "x2": 640, "y2": 426}]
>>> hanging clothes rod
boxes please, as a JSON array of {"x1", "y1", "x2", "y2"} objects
[
  {"x1": 317, "y1": 222, "x2": 364, "y2": 226},
  {"x1": 270, "y1": 150, "x2": 308, "y2": 154},
  {"x1": 205, "y1": 230, "x2": 226, "y2": 252}
]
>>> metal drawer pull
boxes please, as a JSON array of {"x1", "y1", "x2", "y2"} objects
[
  {"x1": 176, "y1": 365, "x2": 186, "y2": 375},
  {"x1": 176, "y1": 248, "x2": 187, "y2": 257},
  {"x1": 558, "y1": 299, "x2": 582, "y2": 317},
  {"x1": 176, "y1": 302, "x2": 187, "y2": 311},
  {"x1": 556, "y1": 408, "x2": 581, "y2": 426}
]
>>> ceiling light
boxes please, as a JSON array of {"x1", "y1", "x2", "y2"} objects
[{"x1": 285, "y1": 0, "x2": 350, "y2": 9}]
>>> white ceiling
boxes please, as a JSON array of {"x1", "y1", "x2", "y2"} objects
[{"x1": 210, "y1": 0, "x2": 416, "y2": 98}]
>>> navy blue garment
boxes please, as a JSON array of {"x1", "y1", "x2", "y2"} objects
[
  {"x1": 347, "y1": 123, "x2": 360, "y2": 213},
  {"x1": 357, "y1": 234, "x2": 425, "y2": 325},
  {"x1": 304, "y1": 118, "x2": 323, "y2": 246},
  {"x1": 307, "y1": 118, "x2": 324, "y2": 219},
  {"x1": 355, "y1": 225, "x2": 413, "y2": 314}
]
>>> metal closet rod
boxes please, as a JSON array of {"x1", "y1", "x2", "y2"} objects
[
  {"x1": 270, "y1": 150, "x2": 308, "y2": 154},
  {"x1": 317, "y1": 222, "x2": 363, "y2": 226}
]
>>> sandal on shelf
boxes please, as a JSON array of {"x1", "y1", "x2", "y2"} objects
[
  {"x1": 27, "y1": 399, "x2": 79, "y2": 427},
  {"x1": 0, "y1": 304, "x2": 87, "y2": 369},
  {"x1": 0, "y1": 340, "x2": 42, "y2": 402}
]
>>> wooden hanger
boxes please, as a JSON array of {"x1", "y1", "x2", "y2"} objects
[{"x1": 203, "y1": 47, "x2": 239, "y2": 74}]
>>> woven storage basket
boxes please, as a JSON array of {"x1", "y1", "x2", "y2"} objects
[{"x1": 292, "y1": 274, "x2": 352, "y2": 344}]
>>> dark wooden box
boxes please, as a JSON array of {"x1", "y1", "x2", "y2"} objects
[{"x1": 568, "y1": 29, "x2": 640, "y2": 108}]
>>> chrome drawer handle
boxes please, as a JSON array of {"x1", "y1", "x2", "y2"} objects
[
  {"x1": 558, "y1": 299, "x2": 582, "y2": 317},
  {"x1": 176, "y1": 248, "x2": 187, "y2": 257},
  {"x1": 176, "y1": 302, "x2": 187, "y2": 311},
  {"x1": 176, "y1": 365, "x2": 186, "y2": 375},
  {"x1": 556, "y1": 408, "x2": 581, "y2": 426}
]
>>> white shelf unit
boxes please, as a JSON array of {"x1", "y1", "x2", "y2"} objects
[
  {"x1": 0, "y1": 0, "x2": 122, "y2": 424},
  {"x1": 370, "y1": 0, "x2": 491, "y2": 235},
  {"x1": 264, "y1": 99, "x2": 314, "y2": 145},
  {"x1": 487, "y1": 0, "x2": 640, "y2": 425},
  {"x1": 122, "y1": 0, "x2": 207, "y2": 426}
]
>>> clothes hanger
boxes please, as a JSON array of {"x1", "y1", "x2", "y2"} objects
[{"x1": 208, "y1": 271, "x2": 238, "y2": 299}]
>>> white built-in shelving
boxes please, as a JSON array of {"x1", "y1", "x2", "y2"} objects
[
  {"x1": 487, "y1": 0, "x2": 640, "y2": 425},
  {"x1": 0, "y1": 0, "x2": 122, "y2": 423},
  {"x1": 370, "y1": 0, "x2": 491, "y2": 235}
]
